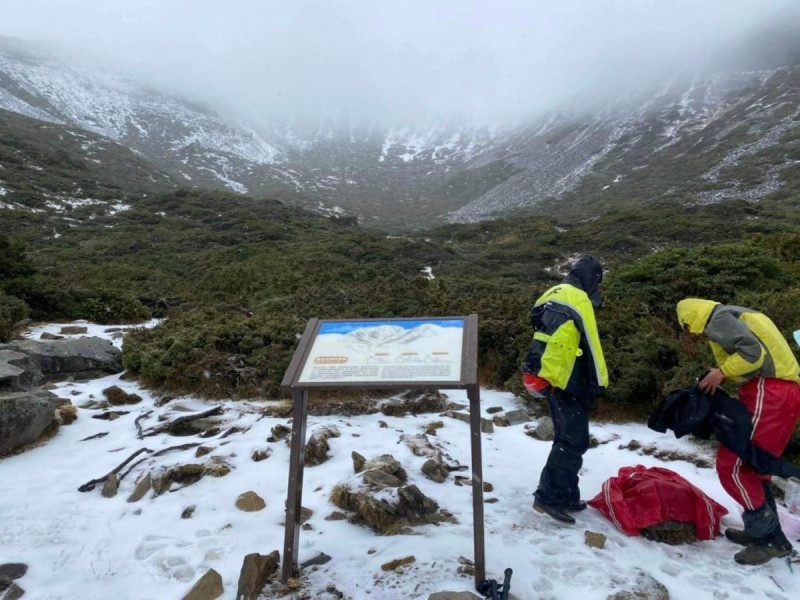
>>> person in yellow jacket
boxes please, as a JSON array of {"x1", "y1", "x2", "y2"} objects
[
  {"x1": 677, "y1": 299, "x2": 800, "y2": 565},
  {"x1": 522, "y1": 255, "x2": 608, "y2": 524}
]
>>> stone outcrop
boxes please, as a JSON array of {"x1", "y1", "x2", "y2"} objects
[
  {"x1": 181, "y1": 568, "x2": 223, "y2": 600},
  {"x1": 524, "y1": 417, "x2": 555, "y2": 441},
  {"x1": 381, "y1": 389, "x2": 447, "y2": 417},
  {"x1": 237, "y1": 551, "x2": 279, "y2": 600},
  {"x1": 304, "y1": 426, "x2": 340, "y2": 466},
  {"x1": 0, "y1": 390, "x2": 60, "y2": 456},
  {"x1": 2, "y1": 338, "x2": 122, "y2": 387},
  {"x1": 421, "y1": 459, "x2": 449, "y2": 483},
  {"x1": 330, "y1": 479, "x2": 454, "y2": 535},
  {"x1": 443, "y1": 410, "x2": 494, "y2": 433},
  {"x1": 0, "y1": 337, "x2": 122, "y2": 455},
  {"x1": 608, "y1": 570, "x2": 669, "y2": 600}
]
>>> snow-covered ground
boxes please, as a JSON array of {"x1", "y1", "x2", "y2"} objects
[{"x1": 1, "y1": 323, "x2": 799, "y2": 600}]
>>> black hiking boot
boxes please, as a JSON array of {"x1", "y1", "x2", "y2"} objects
[
  {"x1": 562, "y1": 500, "x2": 587, "y2": 512},
  {"x1": 735, "y1": 526, "x2": 794, "y2": 565},
  {"x1": 734, "y1": 542, "x2": 794, "y2": 565},
  {"x1": 533, "y1": 498, "x2": 576, "y2": 525},
  {"x1": 725, "y1": 528, "x2": 754, "y2": 546}
]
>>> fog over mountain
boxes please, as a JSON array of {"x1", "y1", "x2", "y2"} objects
[{"x1": 2, "y1": 0, "x2": 798, "y2": 125}]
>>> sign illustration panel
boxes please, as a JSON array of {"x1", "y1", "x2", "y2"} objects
[{"x1": 297, "y1": 318, "x2": 464, "y2": 384}]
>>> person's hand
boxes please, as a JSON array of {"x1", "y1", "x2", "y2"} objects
[
  {"x1": 523, "y1": 373, "x2": 551, "y2": 398},
  {"x1": 698, "y1": 368, "x2": 725, "y2": 394}
]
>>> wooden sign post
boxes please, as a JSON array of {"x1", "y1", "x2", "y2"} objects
[{"x1": 279, "y1": 315, "x2": 485, "y2": 589}]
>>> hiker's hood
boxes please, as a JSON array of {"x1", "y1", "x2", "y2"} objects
[
  {"x1": 565, "y1": 255, "x2": 603, "y2": 308},
  {"x1": 676, "y1": 299, "x2": 720, "y2": 334}
]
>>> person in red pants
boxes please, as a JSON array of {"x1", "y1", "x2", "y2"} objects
[{"x1": 677, "y1": 299, "x2": 800, "y2": 565}]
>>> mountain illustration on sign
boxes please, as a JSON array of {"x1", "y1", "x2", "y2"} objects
[{"x1": 343, "y1": 324, "x2": 445, "y2": 353}]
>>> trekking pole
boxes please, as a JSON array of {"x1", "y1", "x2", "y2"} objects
[{"x1": 477, "y1": 567, "x2": 513, "y2": 600}]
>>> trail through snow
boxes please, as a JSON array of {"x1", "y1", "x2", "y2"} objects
[{"x1": 1, "y1": 323, "x2": 798, "y2": 599}]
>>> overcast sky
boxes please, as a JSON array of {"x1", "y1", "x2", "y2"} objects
[{"x1": 1, "y1": 1, "x2": 797, "y2": 124}]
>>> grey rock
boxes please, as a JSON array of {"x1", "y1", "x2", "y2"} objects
[
  {"x1": 236, "y1": 491, "x2": 266, "y2": 512},
  {"x1": 367, "y1": 454, "x2": 407, "y2": 480},
  {"x1": 0, "y1": 350, "x2": 39, "y2": 390},
  {"x1": 127, "y1": 473, "x2": 152, "y2": 503},
  {"x1": 608, "y1": 570, "x2": 669, "y2": 600},
  {"x1": 101, "y1": 473, "x2": 118, "y2": 498},
  {"x1": 39, "y1": 332, "x2": 64, "y2": 340},
  {"x1": 401, "y1": 433, "x2": 439, "y2": 458},
  {"x1": 305, "y1": 426, "x2": 340, "y2": 466},
  {"x1": 425, "y1": 421, "x2": 444, "y2": 436},
  {"x1": 382, "y1": 390, "x2": 447, "y2": 417},
  {"x1": 267, "y1": 423, "x2": 291, "y2": 442},
  {"x1": 421, "y1": 459, "x2": 449, "y2": 483},
  {"x1": 352, "y1": 451, "x2": 366, "y2": 473},
  {"x1": 1, "y1": 582, "x2": 25, "y2": 600},
  {"x1": 300, "y1": 552, "x2": 331, "y2": 568},
  {"x1": 181, "y1": 568, "x2": 223, "y2": 600},
  {"x1": 0, "y1": 564, "x2": 27, "y2": 580},
  {"x1": 60, "y1": 326, "x2": 88, "y2": 335},
  {"x1": 525, "y1": 417, "x2": 555, "y2": 441},
  {"x1": 444, "y1": 410, "x2": 494, "y2": 434},
  {"x1": 3, "y1": 338, "x2": 122, "y2": 384},
  {"x1": 0, "y1": 390, "x2": 59, "y2": 456},
  {"x1": 363, "y1": 470, "x2": 402, "y2": 489},
  {"x1": 381, "y1": 555, "x2": 415, "y2": 571},
  {"x1": 237, "y1": 551, "x2": 279, "y2": 600},
  {"x1": 182, "y1": 505, "x2": 196, "y2": 519},
  {"x1": 502, "y1": 408, "x2": 529, "y2": 426},
  {"x1": 584, "y1": 530, "x2": 607, "y2": 549}
]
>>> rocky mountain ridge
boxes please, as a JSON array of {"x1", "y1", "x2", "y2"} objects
[{"x1": 1, "y1": 37, "x2": 799, "y2": 230}]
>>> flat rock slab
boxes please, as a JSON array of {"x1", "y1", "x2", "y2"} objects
[
  {"x1": 8, "y1": 338, "x2": 122, "y2": 382},
  {"x1": 300, "y1": 552, "x2": 332, "y2": 568},
  {"x1": 381, "y1": 556, "x2": 415, "y2": 571},
  {"x1": 0, "y1": 564, "x2": 27, "y2": 580},
  {"x1": 443, "y1": 411, "x2": 494, "y2": 434}
]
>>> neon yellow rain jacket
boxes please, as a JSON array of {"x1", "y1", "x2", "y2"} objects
[
  {"x1": 677, "y1": 298, "x2": 800, "y2": 383},
  {"x1": 523, "y1": 283, "x2": 608, "y2": 395}
]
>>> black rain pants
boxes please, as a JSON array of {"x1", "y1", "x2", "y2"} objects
[{"x1": 535, "y1": 388, "x2": 593, "y2": 507}]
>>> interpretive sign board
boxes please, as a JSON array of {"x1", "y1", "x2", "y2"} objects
[
  {"x1": 297, "y1": 318, "x2": 464, "y2": 384},
  {"x1": 280, "y1": 315, "x2": 485, "y2": 590}
]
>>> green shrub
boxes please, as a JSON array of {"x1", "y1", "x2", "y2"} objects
[
  {"x1": 81, "y1": 290, "x2": 151, "y2": 324},
  {"x1": 0, "y1": 291, "x2": 29, "y2": 342},
  {"x1": 123, "y1": 307, "x2": 304, "y2": 398}
]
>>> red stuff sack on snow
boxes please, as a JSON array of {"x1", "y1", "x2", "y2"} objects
[{"x1": 588, "y1": 465, "x2": 728, "y2": 540}]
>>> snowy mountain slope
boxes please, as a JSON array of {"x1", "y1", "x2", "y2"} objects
[
  {"x1": 1, "y1": 37, "x2": 799, "y2": 231},
  {"x1": 0, "y1": 40, "x2": 280, "y2": 196}
]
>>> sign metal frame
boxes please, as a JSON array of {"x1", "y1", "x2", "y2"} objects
[{"x1": 279, "y1": 314, "x2": 485, "y2": 589}]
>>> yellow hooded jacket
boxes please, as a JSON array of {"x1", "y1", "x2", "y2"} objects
[
  {"x1": 524, "y1": 283, "x2": 608, "y2": 393},
  {"x1": 677, "y1": 298, "x2": 800, "y2": 383}
]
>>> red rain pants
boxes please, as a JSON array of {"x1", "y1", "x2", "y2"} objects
[{"x1": 716, "y1": 378, "x2": 800, "y2": 511}]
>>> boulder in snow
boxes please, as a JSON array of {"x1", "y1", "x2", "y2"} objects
[{"x1": 0, "y1": 390, "x2": 59, "y2": 455}]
